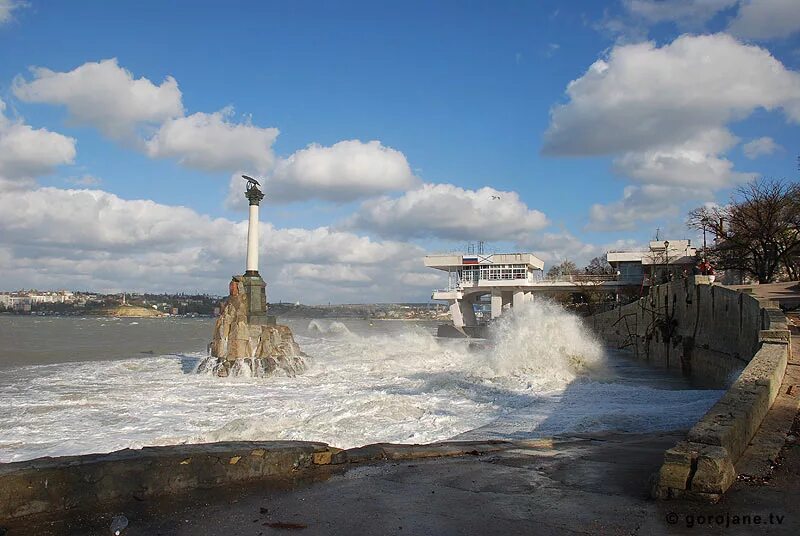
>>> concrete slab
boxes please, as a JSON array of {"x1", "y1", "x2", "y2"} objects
[
  {"x1": 0, "y1": 432, "x2": 681, "y2": 535},
  {"x1": 5, "y1": 429, "x2": 799, "y2": 535},
  {"x1": 725, "y1": 282, "x2": 800, "y2": 311}
]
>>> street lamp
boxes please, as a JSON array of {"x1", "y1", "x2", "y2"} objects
[
  {"x1": 700, "y1": 217, "x2": 708, "y2": 257},
  {"x1": 663, "y1": 240, "x2": 670, "y2": 283}
]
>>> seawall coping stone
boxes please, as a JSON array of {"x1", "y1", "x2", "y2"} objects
[
  {"x1": 0, "y1": 441, "x2": 330, "y2": 520},
  {"x1": 0, "y1": 438, "x2": 554, "y2": 522}
]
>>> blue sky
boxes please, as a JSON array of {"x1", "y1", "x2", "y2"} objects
[{"x1": 0, "y1": 0, "x2": 798, "y2": 302}]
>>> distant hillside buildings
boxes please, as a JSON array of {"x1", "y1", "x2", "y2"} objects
[
  {"x1": 0, "y1": 290, "x2": 77, "y2": 312},
  {"x1": 0, "y1": 291, "x2": 222, "y2": 316}
]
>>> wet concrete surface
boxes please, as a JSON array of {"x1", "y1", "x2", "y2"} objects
[{"x1": 5, "y1": 430, "x2": 798, "y2": 535}]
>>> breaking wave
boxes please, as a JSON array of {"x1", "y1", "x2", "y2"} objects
[
  {"x1": 0, "y1": 300, "x2": 722, "y2": 462},
  {"x1": 307, "y1": 319, "x2": 356, "y2": 338}
]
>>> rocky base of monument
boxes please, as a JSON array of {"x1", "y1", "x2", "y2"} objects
[{"x1": 200, "y1": 291, "x2": 306, "y2": 378}]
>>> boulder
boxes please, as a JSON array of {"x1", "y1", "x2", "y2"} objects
[{"x1": 199, "y1": 283, "x2": 306, "y2": 377}]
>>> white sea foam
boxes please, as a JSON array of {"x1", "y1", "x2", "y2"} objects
[{"x1": 0, "y1": 301, "x2": 722, "y2": 462}]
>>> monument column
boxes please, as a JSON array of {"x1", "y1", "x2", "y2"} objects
[
  {"x1": 240, "y1": 177, "x2": 272, "y2": 325},
  {"x1": 245, "y1": 185, "x2": 264, "y2": 275}
]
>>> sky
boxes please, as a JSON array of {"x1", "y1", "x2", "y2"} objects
[{"x1": 0, "y1": 0, "x2": 799, "y2": 303}]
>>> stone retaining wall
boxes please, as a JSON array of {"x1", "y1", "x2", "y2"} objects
[
  {"x1": 0, "y1": 441, "x2": 330, "y2": 520},
  {"x1": 0, "y1": 439, "x2": 517, "y2": 522},
  {"x1": 588, "y1": 277, "x2": 773, "y2": 386},
  {"x1": 588, "y1": 278, "x2": 792, "y2": 501}
]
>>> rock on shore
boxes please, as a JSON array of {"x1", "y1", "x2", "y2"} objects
[{"x1": 199, "y1": 292, "x2": 305, "y2": 378}]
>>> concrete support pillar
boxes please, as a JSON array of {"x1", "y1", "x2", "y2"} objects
[
  {"x1": 460, "y1": 296, "x2": 477, "y2": 327},
  {"x1": 525, "y1": 291, "x2": 534, "y2": 303},
  {"x1": 502, "y1": 292, "x2": 512, "y2": 310},
  {"x1": 450, "y1": 296, "x2": 477, "y2": 328},
  {"x1": 449, "y1": 300, "x2": 464, "y2": 328},
  {"x1": 513, "y1": 290, "x2": 525, "y2": 309},
  {"x1": 491, "y1": 289, "x2": 503, "y2": 319}
]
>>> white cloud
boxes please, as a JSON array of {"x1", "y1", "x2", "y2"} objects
[
  {"x1": 0, "y1": 0, "x2": 26, "y2": 24},
  {"x1": 66, "y1": 175, "x2": 102, "y2": 187},
  {"x1": 515, "y1": 230, "x2": 642, "y2": 269},
  {"x1": 543, "y1": 34, "x2": 800, "y2": 229},
  {"x1": 742, "y1": 136, "x2": 782, "y2": 158},
  {"x1": 13, "y1": 58, "x2": 183, "y2": 139},
  {"x1": 346, "y1": 183, "x2": 548, "y2": 241},
  {"x1": 543, "y1": 34, "x2": 800, "y2": 157},
  {"x1": 623, "y1": 0, "x2": 738, "y2": 28},
  {"x1": 588, "y1": 184, "x2": 712, "y2": 231},
  {"x1": 729, "y1": 0, "x2": 800, "y2": 40},
  {"x1": 0, "y1": 187, "x2": 226, "y2": 253},
  {"x1": 0, "y1": 184, "x2": 436, "y2": 302},
  {"x1": 397, "y1": 271, "x2": 446, "y2": 287},
  {"x1": 608, "y1": 1, "x2": 800, "y2": 42},
  {"x1": 0, "y1": 98, "x2": 76, "y2": 183},
  {"x1": 224, "y1": 139, "x2": 418, "y2": 208},
  {"x1": 268, "y1": 140, "x2": 418, "y2": 203},
  {"x1": 145, "y1": 108, "x2": 278, "y2": 173},
  {"x1": 11, "y1": 59, "x2": 418, "y2": 206},
  {"x1": 281, "y1": 263, "x2": 372, "y2": 285},
  {"x1": 613, "y1": 128, "x2": 755, "y2": 189},
  {"x1": 519, "y1": 231, "x2": 604, "y2": 265}
]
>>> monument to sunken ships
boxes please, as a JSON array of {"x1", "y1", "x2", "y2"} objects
[{"x1": 199, "y1": 176, "x2": 306, "y2": 377}]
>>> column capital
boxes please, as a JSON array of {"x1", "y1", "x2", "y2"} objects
[{"x1": 245, "y1": 187, "x2": 265, "y2": 206}]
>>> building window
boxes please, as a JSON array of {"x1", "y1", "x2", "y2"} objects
[{"x1": 459, "y1": 264, "x2": 531, "y2": 281}]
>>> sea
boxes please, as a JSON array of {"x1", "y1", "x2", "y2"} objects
[{"x1": 0, "y1": 301, "x2": 723, "y2": 463}]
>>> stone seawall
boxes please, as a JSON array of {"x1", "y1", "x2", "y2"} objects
[
  {"x1": 588, "y1": 277, "x2": 777, "y2": 386},
  {"x1": 587, "y1": 277, "x2": 792, "y2": 501},
  {"x1": 0, "y1": 442, "x2": 330, "y2": 520},
  {"x1": 0, "y1": 440, "x2": 518, "y2": 523}
]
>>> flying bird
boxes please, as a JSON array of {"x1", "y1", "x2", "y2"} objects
[
  {"x1": 242, "y1": 174, "x2": 261, "y2": 187},
  {"x1": 491, "y1": 195, "x2": 501, "y2": 200}
]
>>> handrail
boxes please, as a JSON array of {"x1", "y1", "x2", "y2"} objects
[{"x1": 542, "y1": 274, "x2": 619, "y2": 282}]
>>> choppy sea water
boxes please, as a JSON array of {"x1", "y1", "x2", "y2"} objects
[{"x1": 0, "y1": 302, "x2": 722, "y2": 462}]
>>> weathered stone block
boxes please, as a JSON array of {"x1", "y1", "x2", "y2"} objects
[
  {"x1": 759, "y1": 329, "x2": 790, "y2": 344},
  {"x1": 659, "y1": 461, "x2": 693, "y2": 491},
  {"x1": 337, "y1": 445, "x2": 387, "y2": 464},
  {"x1": 691, "y1": 445, "x2": 736, "y2": 494},
  {"x1": 655, "y1": 441, "x2": 700, "y2": 492},
  {"x1": 312, "y1": 448, "x2": 343, "y2": 465}
]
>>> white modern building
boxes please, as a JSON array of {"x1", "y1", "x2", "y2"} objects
[
  {"x1": 426, "y1": 240, "x2": 698, "y2": 337},
  {"x1": 425, "y1": 252, "x2": 549, "y2": 336},
  {"x1": 607, "y1": 240, "x2": 697, "y2": 285}
]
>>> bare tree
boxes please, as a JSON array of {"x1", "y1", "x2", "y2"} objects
[
  {"x1": 546, "y1": 260, "x2": 578, "y2": 278},
  {"x1": 688, "y1": 178, "x2": 800, "y2": 283},
  {"x1": 584, "y1": 256, "x2": 614, "y2": 275}
]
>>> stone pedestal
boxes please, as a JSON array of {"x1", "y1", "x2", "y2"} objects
[
  {"x1": 239, "y1": 273, "x2": 275, "y2": 325},
  {"x1": 201, "y1": 274, "x2": 305, "y2": 378}
]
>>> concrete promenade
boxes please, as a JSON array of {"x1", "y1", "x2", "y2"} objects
[{"x1": 5, "y1": 427, "x2": 798, "y2": 536}]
